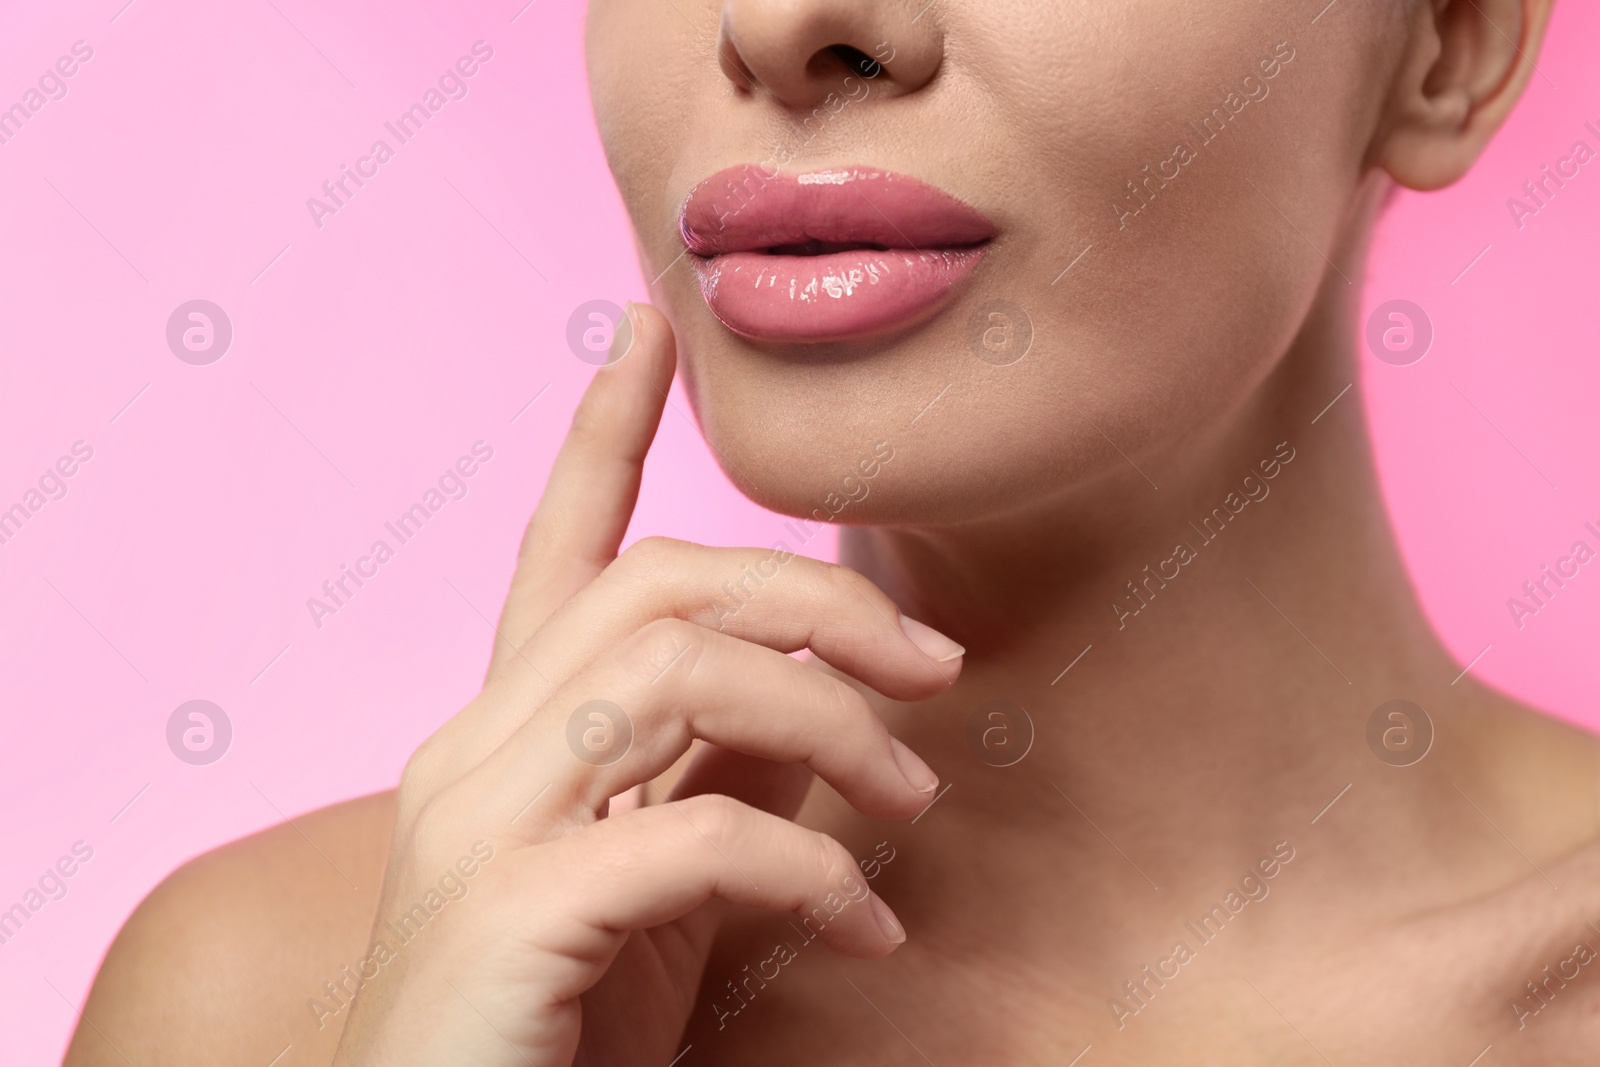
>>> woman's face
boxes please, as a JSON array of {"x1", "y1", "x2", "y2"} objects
[{"x1": 586, "y1": 0, "x2": 1410, "y2": 524}]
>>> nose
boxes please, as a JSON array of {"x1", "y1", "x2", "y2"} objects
[{"x1": 716, "y1": 0, "x2": 944, "y2": 109}]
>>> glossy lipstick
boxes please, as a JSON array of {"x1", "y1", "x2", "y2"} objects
[{"x1": 679, "y1": 166, "x2": 995, "y2": 344}]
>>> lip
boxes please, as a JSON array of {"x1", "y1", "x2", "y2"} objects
[{"x1": 679, "y1": 165, "x2": 996, "y2": 344}]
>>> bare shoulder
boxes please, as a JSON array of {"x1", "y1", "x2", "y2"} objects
[
  {"x1": 1465, "y1": 686, "x2": 1600, "y2": 859},
  {"x1": 1441, "y1": 694, "x2": 1600, "y2": 1060},
  {"x1": 64, "y1": 790, "x2": 398, "y2": 1067}
]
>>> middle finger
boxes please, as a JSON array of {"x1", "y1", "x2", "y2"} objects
[{"x1": 441, "y1": 617, "x2": 942, "y2": 839}]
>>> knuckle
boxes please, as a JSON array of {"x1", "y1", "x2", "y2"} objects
[
  {"x1": 818, "y1": 834, "x2": 858, "y2": 882},
  {"x1": 564, "y1": 393, "x2": 610, "y2": 450},
  {"x1": 614, "y1": 535, "x2": 684, "y2": 581},
  {"x1": 406, "y1": 793, "x2": 459, "y2": 862},
  {"x1": 802, "y1": 832, "x2": 864, "y2": 901},
  {"x1": 622, "y1": 616, "x2": 705, "y2": 679},
  {"x1": 676, "y1": 792, "x2": 744, "y2": 846},
  {"x1": 817, "y1": 674, "x2": 873, "y2": 733},
  {"x1": 514, "y1": 523, "x2": 559, "y2": 573},
  {"x1": 819, "y1": 560, "x2": 876, "y2": 603},
  {"x1": 399, "y1": 738, "x2": 444, "y2": 800}
]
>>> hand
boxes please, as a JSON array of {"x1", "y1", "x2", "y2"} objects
[{"x1": 330, "y1": 303, "x2": 965, "y2": 1067}]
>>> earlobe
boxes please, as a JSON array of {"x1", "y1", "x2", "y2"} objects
[{"x1": 1373, "y1": 0, "x2": 1553, "y2": 192}]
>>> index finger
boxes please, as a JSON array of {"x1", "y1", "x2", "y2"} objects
[{"x1": 488, "y1": 302, "x2": 676, "y2": 680}]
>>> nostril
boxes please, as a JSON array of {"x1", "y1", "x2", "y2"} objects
[
  {"x1": 716, "y1": 4, "x2": 942, "y2": 105},
  {"x1": 824, "y1": 44, "x2": 886, "y2": 80}
]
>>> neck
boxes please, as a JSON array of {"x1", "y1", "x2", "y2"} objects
[{"x1": 833, "y1": 202, "x2": 1500, "y2": 898}]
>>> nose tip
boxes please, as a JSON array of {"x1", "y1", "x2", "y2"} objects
[{"x1": 716, "y1": 0, "x2": 944, "y2": 110}]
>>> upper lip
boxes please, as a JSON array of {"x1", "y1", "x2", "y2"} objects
[{"x1": 679, "y1": 165, "x2": 996, "y2": 257}]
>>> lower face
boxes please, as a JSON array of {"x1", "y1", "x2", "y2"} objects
[{"x1": 586, "y1": 0, "x2": 1406, "y2": 525}]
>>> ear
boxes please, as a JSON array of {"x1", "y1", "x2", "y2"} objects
[{"x1": 1373, "y1": 0, "x2": 1555, "y2": 191}]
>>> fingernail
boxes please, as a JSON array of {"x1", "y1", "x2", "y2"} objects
[
  {"x1": 869, "y1": 892, "x2": 906, "y2": 945},
  {"x1": 898, "y1": 613, "x2": 964, "y2": 663},
  {"x1": 889, "y1": 737, "x2": 939, "y2": 794}
]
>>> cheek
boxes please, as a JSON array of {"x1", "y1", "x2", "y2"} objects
[
  {"x1": 586, "y1": 1, "x2": 706, "y2": 243},
  {"x1": 971, "y1": 23, "x2": 1367, "y2": 450}
]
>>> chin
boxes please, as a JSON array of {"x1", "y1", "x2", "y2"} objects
[{"x1": 684, "y1": 380, "x2": 1115, "y2": 533}]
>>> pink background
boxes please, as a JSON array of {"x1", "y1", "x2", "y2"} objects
[{"x1": 0, "y1": 0, "x2": 1596, "y2": 1060}]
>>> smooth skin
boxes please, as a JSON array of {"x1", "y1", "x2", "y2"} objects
[{"x1": 66, "y1": 0, "x2": 1600, "y2": 1064}]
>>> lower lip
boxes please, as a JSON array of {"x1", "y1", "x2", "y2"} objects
[{"x1": 690, "y1": 245, "x2": 988, "y2": 344}]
